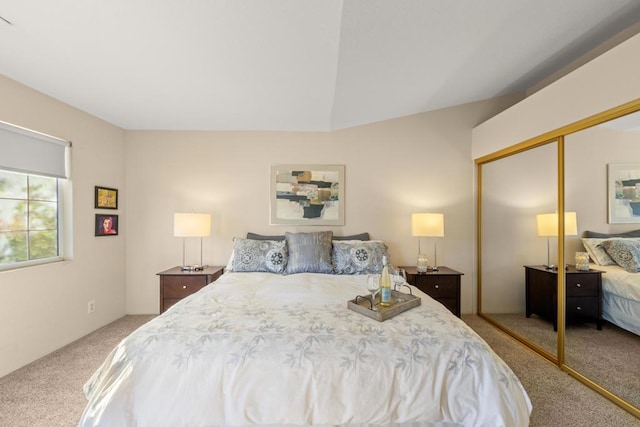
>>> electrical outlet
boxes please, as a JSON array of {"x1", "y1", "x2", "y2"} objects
[{"x1": 88, "y1": 300, "x2": 95, "y2": 314}]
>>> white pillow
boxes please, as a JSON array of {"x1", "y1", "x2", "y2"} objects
[
  {"x1": 581, "y1": 238, "x2": 616, "y2": 266},
  {"x1": 225, "y1": 250, "x2": 235, "y2": 271}
]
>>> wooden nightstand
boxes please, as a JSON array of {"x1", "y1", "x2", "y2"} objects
[
  {"x1": 402, "y1": 266, "x2": 463, "y2": 317},
  {"x1": 157, "y1": 266, "x2": 224, "y2": 313},
  {"x1": 525, "y1": 265, "x2": 603, "y2": 331}
]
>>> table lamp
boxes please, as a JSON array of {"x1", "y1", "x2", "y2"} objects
[
  {"x1": 174, "y1": 213, "x2": 211, "y2": 271},
  {"x1": 412, "y1": 213, "x2": 445, "y2": 272},
  {"x1": 536, "y1": 212, "x2": 577, "y2": 270}
]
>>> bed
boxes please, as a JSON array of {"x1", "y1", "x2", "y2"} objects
[
  {"x1": 79, "y1": 233, "x2": 532, "y2": 426},
  {"x1": 592, "y1": 264, "x2": 640, "y2": 335},
  {"x1": 582, "y1": 230, "x2": 640, "y2": 335}
]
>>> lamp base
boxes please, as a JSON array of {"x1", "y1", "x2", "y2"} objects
[
  {"x1": 428, "y1": 265, "x2": 439, "y2": 271},
  {"x1": 416, "y1": 253, "x2": 428, "y2": 274},
  {"x1": 545, "y1": 264, "x2": 558, "y2": 270},
  {"x1": 181, "y1": 264, "x2": 208, "y2": 271}
]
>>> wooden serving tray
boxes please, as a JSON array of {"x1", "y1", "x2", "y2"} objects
[{"x1": 347, "y1": 289, "x2": 421, "y2": 322}]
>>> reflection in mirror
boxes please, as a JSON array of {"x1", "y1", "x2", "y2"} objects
[
  {"x1": 481, "y1": 142, "x2": 558, "y2": 358},
  {"x1": 564, "y1": 110, "x2": 640, "y2": 409}
]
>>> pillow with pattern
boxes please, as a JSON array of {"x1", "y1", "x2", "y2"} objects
[
  {"x1": 227, "y1": 238, "x2": 287, "y2": 273},
  {"x1": 285, "y1": 231, "x2": 334, "y2": 274},
  {"x1": 332, "y1": 240, "x2": 388, "y2": 274},
  {"x1": 601, "y1": 239, "x2": 640, "y2": 273}
]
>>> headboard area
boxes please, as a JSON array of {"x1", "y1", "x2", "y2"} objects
[
  {"x1": 583, "y1": 229, "x2": 640, "y2": 238},
  {"x1": 227, "y1": 231, "x2": 383, "y2": 275},
  {"x1": 246, "y1": 232, "x2": 370, "y2": 241}
]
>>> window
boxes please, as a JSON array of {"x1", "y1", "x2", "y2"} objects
[
  {"x1": 0, "y1": 170, "x2": 60, "y2": 264},
  {"x1": 0, "y1": 121, "x2": 70, "y2": 270}
]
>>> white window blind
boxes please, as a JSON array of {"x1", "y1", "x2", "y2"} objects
[{"x1": 0, "y1": 120, "x2": 71, "y2": 179}]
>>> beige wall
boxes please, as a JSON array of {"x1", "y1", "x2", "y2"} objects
[
  {"x1": 0, "y1": 75, "x2": 127, "y2": 378},
  {"x1": 124, "y1": 95, "x2": 521, "y2": 315},
  {"x1": 565, "y1": 125, "x2": 640, "y2": 253}
]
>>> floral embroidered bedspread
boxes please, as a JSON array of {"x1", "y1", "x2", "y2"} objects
[{"x1": 79, "y1": 272, "x2": 531, "y2": 427}]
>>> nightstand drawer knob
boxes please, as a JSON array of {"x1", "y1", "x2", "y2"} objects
[
  {"x1": 576, "y1": 283, "x2": 581, "y2": 288},
  {"x1": 434, "y1": 284, "x2": 439, "y2": 289},
  {"x1": 182, "y1": 285, "x2": 187, "y2": 289},
  {"x1": 577, "y1": 306, "x2": 581, "y2": 310}
]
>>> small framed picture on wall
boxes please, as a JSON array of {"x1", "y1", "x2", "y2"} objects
[
  {"x1": 95, "y1": 186, "x2": 118, "y2": 209},
  {"x1": 95, "y1": 214, "x2": 119, "y2": 236}
]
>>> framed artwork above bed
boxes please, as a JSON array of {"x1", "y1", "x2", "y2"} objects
[
  {"x1": 608, "y1": 163, "x2": 640, "y2": 224},
  {"x1": 270, "y1": 164, "x2": 345, "y2": 225}
]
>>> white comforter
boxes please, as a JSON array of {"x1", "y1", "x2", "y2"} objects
[
  {"x1": 79, "y1": 272, "x2": 531, "y2": 426},
  {"x1": 597, "y1": 264, "x2": 640, "y2": 302}
]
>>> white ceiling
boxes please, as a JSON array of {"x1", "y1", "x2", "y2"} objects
[{"x1": 1, "y1": 1, "x2": 640, "y2": 131}]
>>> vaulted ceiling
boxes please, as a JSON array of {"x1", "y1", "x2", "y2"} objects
[{"x1": 1, "y1": 1, "x2": 640, "y2": 131}]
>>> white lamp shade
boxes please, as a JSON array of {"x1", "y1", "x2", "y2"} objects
[
  {"x1": 411, "y1": 213, "x2": 444, "y2": 237},
  {"x1": 536, "y1": 212, "x2": 577, "y2": 237},
  {"x1": 174, "y1": 213, "x2": 211, "y2": 237}
]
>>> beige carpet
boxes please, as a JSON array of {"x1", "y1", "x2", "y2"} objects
[
  {"x1": 463, "y1": 315, "x2": 639, "y2": 426},
  {"x1": 0, "y1": 314, "x2": 638, "y2": 426},
  {"x1": 486, "y1": 312, "x2": 640, "y2": 410}
]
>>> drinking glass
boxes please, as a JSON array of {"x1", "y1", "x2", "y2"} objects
[
  {"x1": 393, "y1": 268, "x2": 406, "y2": 290},
  {"x1": 366, "y1": 275, "x2": 380, "y2": 310}
]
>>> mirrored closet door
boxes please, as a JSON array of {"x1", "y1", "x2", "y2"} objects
[
  {"x1": 564, "y1": 111, "x2": 640, "y2": 411},
  {"x1": 479, "y1": 141, "x2": 559, "y2": 360},
  {"x1": 478, "y1": 99, "x2": 640, "y2": 419}
]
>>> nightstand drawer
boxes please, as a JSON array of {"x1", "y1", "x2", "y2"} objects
[
  {"x1": 162, "y1": 276, "x2": 208, "y2": 299},
  {"x1": 567, "y1": 297, "x2": 598, "y2": 318},
  {"x1": 566, "y1": 275, "x2": 598, "y2": 297},
  {"x1": 401, "y1": 266, "x2": 463, "y2": 318},
  {"x1": 158, "y1": 266, "x2": 225, "y2": 314},
  {"x1": 414, "y1": 276, "x2": 458, "y2": 298}
]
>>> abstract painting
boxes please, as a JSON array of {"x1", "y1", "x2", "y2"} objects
[
  {"x1": 270, "y1": 164, "x2": 345, "y2": 225},
  {"x1": 608, "y1": 163, "x2": 640, "y2": 224}
]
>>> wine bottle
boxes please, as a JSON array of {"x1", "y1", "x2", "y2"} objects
[{"x1": 379, "y1": 255, "x2": 392, "y2": 307}]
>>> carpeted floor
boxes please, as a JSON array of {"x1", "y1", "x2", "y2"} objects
[
  {"x1": 0, "y1": 315, "x2": 155, "y2": 427},
  {"x1": 463, "y1": 315, "x2": 640, "y2": 426},
  {"x1": 0, "y1": 314, "x2": 638, "y2": 426},
  {"x1": 486, "y1": 312, "x2": 640, "y2": 410}
]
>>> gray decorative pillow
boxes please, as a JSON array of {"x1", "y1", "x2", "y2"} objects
[
  {"x1": 601, "y1": 239, "x2": 640, "y2": 273},
  {"x1": 332, "y1": 240, "x2": 388, "y2": 274},
  {"x1": 285, "y1": 231, "x2": 334, "y2": 274},
  {"x1": 228, "y1": 238, "x2": 287, "y2": 273}
]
